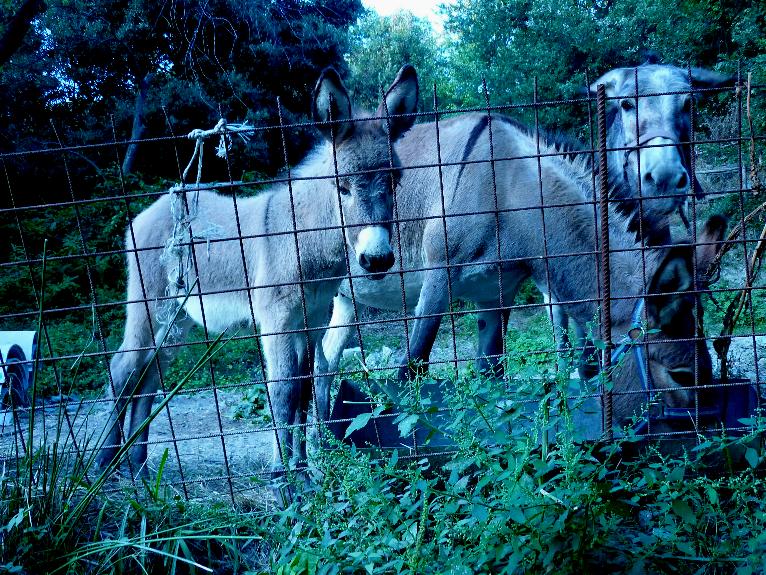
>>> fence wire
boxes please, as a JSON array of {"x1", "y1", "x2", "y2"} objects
[{"x1": 0, "y1": 71, "x2": 764, "y2": 504}]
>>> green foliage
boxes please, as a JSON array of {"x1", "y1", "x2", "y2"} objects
[
  {"x1": 2, "y1": 340, "x2": 766, "y2": 572},
  {"x1": 345, "y1": 11, "x2": 452, "y2": 112},
  {"x1": 273, "y1": 373, "x2": 766, "y2": 574},
  {"x1": 504, "y1": 310, "x2": 557, "y2": 375},
  {"x1": 0, "y1": 323, "x2": 244, "y2": 574},
  {"x1": 0, "y1": 0, "x2": 363, "y2": 177},
  {"x1": 443, "y1": 0, "x2": 766, "y2": 131}
]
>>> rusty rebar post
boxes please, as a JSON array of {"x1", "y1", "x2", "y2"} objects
[{"x1": 596, "y1": 84, "x2": 614, "y2": 441}]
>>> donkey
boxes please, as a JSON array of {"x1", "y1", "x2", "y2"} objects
[
  {"x1": 319, "y1": 64, "x2": 731, "y2": 385},
  {"x1": 590, "y1": 63, "x2": 731, "y2": 247},
  {"x1": 317, "y1": 112, "x2": 727, "y2": 430},
  {"x1": 97, "y1": 65, "x2": 419, "y2": 478},
  {"x1": 547, "y1": 63, "x2": 732, "y2": 373}
]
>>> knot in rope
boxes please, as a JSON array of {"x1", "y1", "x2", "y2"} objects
[{"x1": 156, "y1": 118, "x2": 252, "y2": 337}]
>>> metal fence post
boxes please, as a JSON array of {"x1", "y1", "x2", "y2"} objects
[{"x1": 596, "y1": 83, "x2": 614, "y2": 441}]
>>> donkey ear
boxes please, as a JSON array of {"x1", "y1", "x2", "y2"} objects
[
  {"x1": 589, "y1": 68, "x2": 628, "y2": 98},
  {"x1": 695, "y1": 214, "x2": 727, "y2": 281},
  {"x1": 376, "y1": 64, "x2": 419, "y2": 141},
  {"x1": 690, "y1": 67, "x2": 733, "y2": 89},
  {"x1": 313, "y1": 67, "x2": 354, "y2": 142},
  {"x1": 646, "y1": 246, "x2": 695, "y2": 334}
]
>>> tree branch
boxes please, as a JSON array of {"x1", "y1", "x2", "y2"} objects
[{"x1": 121, "y1": 72, "x2": 154, "y2": 175}]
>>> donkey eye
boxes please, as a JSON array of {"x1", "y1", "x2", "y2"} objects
[
  {"x1": 681, "y1": 96, "x2": 692, "y2": 113},
  {"x1": 338, "y1": 184, "x2": 351, "y2": 196},
  {"x1": 620, "y1": 99, "x2": 635, "y2": 112}
]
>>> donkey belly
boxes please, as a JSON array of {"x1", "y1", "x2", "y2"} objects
[
  {"x1": 453, "y1": 264, "x2": 527, "y2": 306},
  {"x1": 182, "y1": 291, "x2": 252, "y2": 334}
]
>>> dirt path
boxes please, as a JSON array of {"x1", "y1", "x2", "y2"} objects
[{"x1": 0, "y1": 389, "x2": 275, "y2": 501}]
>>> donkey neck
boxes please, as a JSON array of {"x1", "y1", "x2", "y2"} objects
[
  {"x1": 540, "y1": 145, "x2": 658, "y2": 337},
  {"x1": 254, "y1": 150, "x2": 346, "y2": 279},
  {"x1": 603, "y1": 222, "x2": 656, "y2": 334}
]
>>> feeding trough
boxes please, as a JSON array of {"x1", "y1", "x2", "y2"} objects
[
  {"x1": 328, "y1": 375, "x2": 759, "y2": 454},
  {"x1": 327, "y1": 379, "x2": 453, "y2": 453}
]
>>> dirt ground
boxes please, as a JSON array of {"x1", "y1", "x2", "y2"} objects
[
  {"x1": 0, "y1": 304, "x2": 510, "y2": 503},
  {"x1": 0, "y1": 388, "x2": 276, "y2": 502}
]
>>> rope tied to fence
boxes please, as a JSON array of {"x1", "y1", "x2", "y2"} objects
[{"x1": 156, "y1": 118, "x2": 252, "y2": 336}]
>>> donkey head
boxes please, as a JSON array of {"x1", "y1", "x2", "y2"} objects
[
  {"x1": 591, "y1": 65, "x2": 731, "y2": 221},
  {"x1": 313, "y1": 65, "x2": 419, "y2": 278},
  {"x1": 614, "y1": 215, "x2": 726, "y2": 415}
]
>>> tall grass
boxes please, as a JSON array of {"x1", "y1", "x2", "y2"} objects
[
  {"x1": 2, "y1": 355, "x2": 765, "y2": 573},
  {"x1": 277, "y1": 371, "x2": 766, "y2": 575},
  {"x1": 0, "y1": 264, "x2": 268, "y2": 573}
]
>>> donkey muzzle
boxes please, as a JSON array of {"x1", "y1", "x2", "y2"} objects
[
  {"x1": 638, "y1": 136, "x2": 690, "y2": 207},
  {"x1": 356, "y1": 226, "x2": 395, "y2": 278}
]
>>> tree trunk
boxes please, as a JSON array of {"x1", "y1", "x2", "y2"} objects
[
  {"x1": 0, "y1": 0, "x2": 47, "y2": 67},
  {"x1": 121, "y1": 72, "x2": 154, "y2": 176}
]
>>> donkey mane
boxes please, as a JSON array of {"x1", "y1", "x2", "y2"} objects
[
  {"x1": 494, "y1": 115, "x2": 585, "y2": 161},
  {"x1": 455, "y1": 114, "x2": 587, "y2": 191},
  {"x1": 541, "y1": 126, "x2": 661, "y2": 265},
  {"x1": 500, "y1": 112, "x2": 675, "y2": 245},
  {"x1": 501, "y1": 114, "x2": 660, "y2": 263}
]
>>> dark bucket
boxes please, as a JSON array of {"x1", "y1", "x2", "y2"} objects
[
  {"x1": 328, "y1": 379, "x2": 453, "y2": 451},
  {"x1": 632, "y1": 377, "x2": 759, "y2": 437}
]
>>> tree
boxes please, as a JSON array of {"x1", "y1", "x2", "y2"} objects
[
  {"x1": 0, "y1": 0, "x2": 46, "y2": 66},
  {"x1": 0, "y1": 0, "x2": 364, "y2": 183},
  {"x1": 345, "y1": 10, "x2": 453, "y2": 112},
  {"x1": 0, "y1": 0, "x2": 363, "y2": 317},
  {"x1": 442, "y1": 0, "x2": 765, "y2": 131}
]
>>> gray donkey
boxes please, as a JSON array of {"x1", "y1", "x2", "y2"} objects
[
  {"x1": 97, "y1": 65, "x2": 419, "y2": 477},
  {"x1": 591, "y1": 63, "x2": 731, "y2": 246},
  {"x1": 549, "y1": 63, "x2": 731, "y2": 373},
  {"x1": 317, "y1": 111, "x2": 726, "y2": 430},
  {"x1": 321, "y1": 63, "x2": 730, "y2": 384}
]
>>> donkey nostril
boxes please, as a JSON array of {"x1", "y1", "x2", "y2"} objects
[
  {"x1": 676, "y1": 172, "x2": 688, "y2": 189},
  {"x1": 643, "y1": 172, "x2": 655, "y2": 185},
  {"x1": 358, "y1": 253, "x2": 370, "y2": 269},
  {"x1": 383, "y1": 251, "x2": 395, "y2": 269}
]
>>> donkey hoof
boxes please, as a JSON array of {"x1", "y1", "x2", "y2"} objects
[
  {"x1": 95, "y1": 448, "x2": 119, "y2": 471},
  {"x1": 269, "y1": 475, "x2": 296, "y2": 509}
]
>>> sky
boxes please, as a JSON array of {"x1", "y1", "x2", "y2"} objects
[{"x1": 361, "y1": 0, "x2": 453, "y2": 32}]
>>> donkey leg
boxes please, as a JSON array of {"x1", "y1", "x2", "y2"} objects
[
  {"x1": 125, "y1": 360, "x2": 163, "y2": 476},
  {"x1": 294, "y1": 337, "x2": 315, "y2": 467},
  {"x1": 97, "y1": 346, "x2": 145, "y2": 469},
  {"x1": 124, "y1": 320, "x2": 186, "y2": 475},
  {"x1": 398, "y1": 269, "x2": 449, "y2": 381},
  {"x1": 576, "y1": 324, "x2": 599, "y2": 381},
  {"x1": 476, "y1": 307, "x2": 508, "y2": 379},
  {"x1": 262, "y1": 330, "x2": 302, "y2": 478},
  {"x1": 314, "y1": 338, "x2": 332, "y2": 426},
  {"x1": 97, "y1": 297, "x2": 160, "y2": 470},
  {"x1": 552, "y1": 306, "x2": 572, "y2": 374},
  {"x1": 320, "y1": 294, "x2": 356, "y2": 386},
  {"x1": 543, "y1": 292, "x2": 574, "y2": 375}
]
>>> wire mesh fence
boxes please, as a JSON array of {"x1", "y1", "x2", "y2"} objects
[{"x1": 0, "y1": 63, "x2": 764, "y2": 505}]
